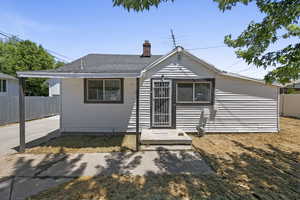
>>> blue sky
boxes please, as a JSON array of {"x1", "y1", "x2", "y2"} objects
[{"x1": 0, "y1": 0, "x2": 292, "y2": 78}]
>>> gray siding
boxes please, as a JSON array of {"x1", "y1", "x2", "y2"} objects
[
  {"x1": 176, "y1": 78, "x2": 278, "y2": 132},
  {"x1": 136, "y1": 53, "x2": 279, "y2": 133},
  {"x1": 0, "y1": 79, "x2": 19, "y2": 97}
]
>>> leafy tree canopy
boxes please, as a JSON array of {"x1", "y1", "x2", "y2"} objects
[
  {"x1": 0, "y1": 39, "x2": 63, "y2": 96},
  {"x1": 113, "y1": 0, "x2": 300, "y2": 84}
]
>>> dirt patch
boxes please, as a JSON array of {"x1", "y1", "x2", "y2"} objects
[
  {"x1": 28, "y1": 118, "x2": 300, "y2": 199},
  {"x1": 29, "y1": 174, "x2": 254, "y2": 200},
  {"x1": 25, "y1": 135, "x2": 136, "y2": 154},
  {"x1": 192, "y1": 117, "x2": 300, "y2": 199}
]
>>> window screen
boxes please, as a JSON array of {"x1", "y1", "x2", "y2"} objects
[
  {"x1": 177, "y1": 81, "x2": 212, "y2": 103},
  {"x1": 86, "y1": 79, "x2": 122, "y2": 103}
]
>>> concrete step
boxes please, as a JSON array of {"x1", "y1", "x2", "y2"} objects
[
  {"x1": 140, "y1": 145, "x2": 193, "y2": 151},
  {"x1": 141, "y1": 139, "x2": 192, "y2": 145},
  {"x1": 140, "y1": 128, "x2": 192, "y2": 145}
]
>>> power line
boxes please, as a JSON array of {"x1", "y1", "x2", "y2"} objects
[
  {"x1": 224, "y1": 60, "x2": 243, "y2": 69},
  {"x1": 0, "y1": 30, "x2": 72, "y2": 62},
  {"x1": 186, "y1": 45, "x2": 227, "y2": 51},
  {"x1": 235, "y1": 67, "x2": 252, "y2": 73},
  {"x1": 45, "y1": 49, "x2": 73, "y2": 61}
]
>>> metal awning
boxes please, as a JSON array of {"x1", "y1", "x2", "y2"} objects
[{"x1": 17, "y1": 71, "x2": 141, "y2": 78}]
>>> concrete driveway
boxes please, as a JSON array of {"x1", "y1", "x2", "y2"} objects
[
  {"x1": 0, "y1": 115, "x2": 59, "y2": 156},
  {"x1": 0, "y1": 151, "x2": 213, "y2": 200}
]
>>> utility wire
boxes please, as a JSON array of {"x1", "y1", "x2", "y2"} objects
[
  {"x1": 0, "y1": 30, "x2": 72, "y2": 62},
  {"x1": 223, "y1": 60, "x2": 243, "y2": 69},
  {"x1": 235, "y1": 67, "x2": 252, "y2": 73},
  {"x1": 186, "y1": 45, "x2": 227, "y2": 51}
]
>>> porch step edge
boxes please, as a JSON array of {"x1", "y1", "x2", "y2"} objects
[
  {"x1": 140, "y1": 145, "x2": 193, "y2": 151},
  {"x1": 140, "y1": 140, "x2": 192, "y2": 145}
]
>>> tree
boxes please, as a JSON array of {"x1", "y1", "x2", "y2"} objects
[
  {"x1": 113, "y1": 0, "x2": 300, "y2": 84},
  {"x1": 0, "y1": 39, "x2": 59, "y2": 96},
  {"x1": 55, "y1": 61, "x2": 65, "y2": 69}
]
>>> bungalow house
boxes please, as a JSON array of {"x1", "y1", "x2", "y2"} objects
[
  {"x1": 17, "y1": 41, "x2": 280, "y2": 150},
  {"x1": 0, "y1": 72, "x2": 18, "y2": 96}
]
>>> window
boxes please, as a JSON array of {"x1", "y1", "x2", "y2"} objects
[
  {"x1": 85, "y1": 79, "x2": 123, "y2": 103},
  {"x1": 176, "y1": 81, "x2": 213, "y2": 104},
  {"x1": 0, "y1": 79, "x2": 7, "y2": 93}
]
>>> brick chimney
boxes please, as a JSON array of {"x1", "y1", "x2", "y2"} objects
[{"x1": 141, "y1": 40, "x2": 151, "y2": 57}]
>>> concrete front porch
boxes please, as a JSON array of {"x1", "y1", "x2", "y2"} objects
[{"x1": 140, "y1": 129, "x2": 193, "y2": 150}]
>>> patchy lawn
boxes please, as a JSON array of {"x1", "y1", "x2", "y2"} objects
[
  {"x1": 29, "y1": 117, "x2": 300, "y2": 200},
  {"x1": 25, "y1": 134, "x2": 136, "y2": 153}
]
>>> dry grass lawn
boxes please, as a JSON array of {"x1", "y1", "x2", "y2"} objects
[
  {"x1": 26, "y1": 134, "x2": 136, "y2": 153},
  {"x1": 29, "y1": 117, "x2": 300, "y2": 200}
]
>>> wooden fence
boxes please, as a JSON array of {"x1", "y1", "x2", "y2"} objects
[
  {"x1": 280, "y1": 94, "x2": 300, "y2": 118},
  {"x1": 0, "y1": 96, "x2": 60, "y2": 125}
]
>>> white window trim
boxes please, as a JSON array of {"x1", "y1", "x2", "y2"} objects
[
  {"x1": 86, "y1": 78, "x2": 122, "y2": 102},
  {"x1": 176, "y1": 81, "x2": 212, "y2": 104}
]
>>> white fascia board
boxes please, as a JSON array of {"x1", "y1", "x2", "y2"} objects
[
  {"x1": 140, "y1": 48, "x2": 178, "y2": 75},
  {"x1": 140, "y1": 46, "x2": 281, "y2": 87},
  {"x1": 220, "y1": 72, "x2": 282, "y2": 87},
  {"x1": 181, "y1": 50, "x2": 221, "y2": 74},
  {"x1": 140, "y1": 47, "x2": 221, "y2": 77},
  {"x1": 17, "y1": 72, "x2": 140, "y2": 78}
]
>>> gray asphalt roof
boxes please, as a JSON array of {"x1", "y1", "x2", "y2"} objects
[
  {"x1": 50, "y1": 54, "x2": 163, "y2": 73},
  {"x1": 0, "y1": 72, "x2": 18, "y2": 80}
]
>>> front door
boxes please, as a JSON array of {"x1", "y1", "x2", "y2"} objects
[{"x1": 152, "y1": 79, "x2": 172, "y2": 128}]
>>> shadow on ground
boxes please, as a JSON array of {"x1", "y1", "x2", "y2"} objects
[
  {"x1": 195, "y1": 142, "x2": 300, "y2": 200},
  {"x1": 12, "y1": 129, "x2": 60, "y2": 152},
  {"x1": 28, "y1": 143, "x2": 300, "y2": 199},
  {"x1": 20, "y1": 134, "x2": 136, "y2": 153},
  {"x1": 0, "y1": 146, "x2": 210, "y2": 200},
  {"x1": 1, "y1": 137, "x2": 299, "y2": 199}
]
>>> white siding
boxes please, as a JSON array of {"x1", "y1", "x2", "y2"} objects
[{"x1": 61, "y1": 78, "x2": 137, "y2": 133}]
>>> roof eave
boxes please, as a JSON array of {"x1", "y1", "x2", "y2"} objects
[
  {"x1": 141, "y1": 47, "x2": 222, "y2": 76},
  {"x1": 0, "y1": 73, "x2": 18, "y2": 80},
  {"x1": 220, "y1": 72, "x2": 282, "y2": 87},
  {"x1": 17, "y1": 71, "x2": 141, "y2": 78}
]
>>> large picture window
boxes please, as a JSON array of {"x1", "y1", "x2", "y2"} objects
[
  {"x1": 176, "y1": 81, "x2": 213, "y2": 104},
  {"x1": 0, "y1": 79, "x2": 7, "y2": 93},
  {"x1": 85, "y1": 79, "x2": 123, "y2": 103}
]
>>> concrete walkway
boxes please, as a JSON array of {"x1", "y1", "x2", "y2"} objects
[
  {"x1": 0, "y1": 116, "x2": 59, "y2": 156},
  {"x1": 0, "y1": 151, "x2": 213, "y2": 200}
]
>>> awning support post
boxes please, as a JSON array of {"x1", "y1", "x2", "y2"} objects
[{"x1": 19, "y1": 77, "x2": 26, "y2": 152}]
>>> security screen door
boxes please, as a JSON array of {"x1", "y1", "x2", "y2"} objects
[{"x1": 152, "y1": 79, "x2": 172, "y2": 127}]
